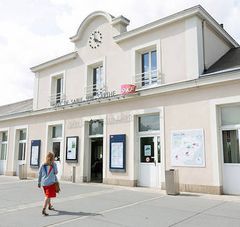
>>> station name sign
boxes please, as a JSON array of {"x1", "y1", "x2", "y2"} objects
[{"x1": 54, "y1": 91, "x2": 117, "y2": 107}]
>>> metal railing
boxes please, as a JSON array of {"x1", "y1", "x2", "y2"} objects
[
  {"x1": 84, "y1": 84, "x2": 107, "y2": 98},
  {"x1": 49, "y1": 93, "x2": 66, "y2": 106},
  {"x1": 134, "y1": 69, "x2": 162, "y2": 89}
]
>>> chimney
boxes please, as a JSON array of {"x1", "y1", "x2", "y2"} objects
[{"x1": 111, "y1": 15, "x2": 130, "y2": 36}]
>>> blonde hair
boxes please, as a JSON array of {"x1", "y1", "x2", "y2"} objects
[{"x1": 45, "y1": 152, "x2": 55, "y2": 165}]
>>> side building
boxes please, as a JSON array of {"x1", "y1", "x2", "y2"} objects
[{"x1": 0, "y1": 5, "x2": 240, "y2": 195}]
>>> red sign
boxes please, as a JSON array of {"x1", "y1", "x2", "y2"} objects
[{"x1": 121, "y1": 84, "x2": 136, "y2": 95}]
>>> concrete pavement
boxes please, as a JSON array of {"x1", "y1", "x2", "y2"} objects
[{"x1": 0, "y1": 176, "x2": 240, "y2": 227}]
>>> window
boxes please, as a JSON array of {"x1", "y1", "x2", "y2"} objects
[
  {"x1": 50, "y1": 74, "x2": 64, "y2": 105},
  {"x1": 86, "y1": 63, "x2": 105, "y2": 98},
  {"x1": 89, "y1": 120, "x2": 103, "y2": 135},
  {"x1": 141, "y1": 50, "x2": 157, "y2": 87},
  {"x1": 221, "y1": 105, "x2": 240, "y2": 126},
  {"x1": 52, "y1": 125, "x2": 62, "y2": 138},
  {"x1": 93, "y1": 66, "x2": 104, "y2": 96},
  {"x1": 53, "y1": 142, "x2": 61, "y2": 161},
  {"x1": 18, "y1": 129, "x2": 26, "y2": 160},
  {"x1": 0, "y1": 132, "x2": 8, "y2": 160},
  {"x1": 56, "y1": 77, "x2": 63, "y2": 104},
  {"x1": 222, "y1": 130, "x2": 240, "y2": 163},
  {"x1": 138, "y1": 114, "x2": 160, "y2": 132}
]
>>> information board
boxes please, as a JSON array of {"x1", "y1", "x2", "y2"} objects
[
  {"x1": 110, "y1": 134, "x2": 126, "y2": 171},
  {"x1": 171, "y1": 129, "x2": 205, "y2": 167},
  {"x1": 30, "y1": 140, "x2": 41, "y2": 167}
]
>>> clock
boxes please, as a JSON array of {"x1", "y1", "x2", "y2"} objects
[{"x1": 89, "y1": 30, "x2": 103, "y2": 49}]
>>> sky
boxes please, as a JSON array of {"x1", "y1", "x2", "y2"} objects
[{"x1": 0, "y1": 0, "x2": 239, "y2": 106}]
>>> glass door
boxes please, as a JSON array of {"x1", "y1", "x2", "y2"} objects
[
  {"x1": 222, "y1": 129, "x2": 240, "y2": 194},
  {"x1": 139, "y1": 135, "x2": 161, "y2": 187}
]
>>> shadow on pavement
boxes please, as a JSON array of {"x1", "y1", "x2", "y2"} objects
[
  {"x1": 51, "y1": 209, "x2": 101, "y2": 217},
  {"x1": 178, "y1": 193, "x2": 201, "y2": 197}
]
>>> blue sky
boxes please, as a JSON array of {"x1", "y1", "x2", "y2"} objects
[{"x1": 0, "y1": 0, "x2": 239, "y2": 105}]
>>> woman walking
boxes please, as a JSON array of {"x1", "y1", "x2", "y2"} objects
[{"x1": 38, "y1": 152, "x2": 58, "y2": 216}]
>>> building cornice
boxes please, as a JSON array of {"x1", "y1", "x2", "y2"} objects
[
  {"x1": 30, "y1": 52, "x2": 78, "y2": 73},
  {"x1": 113, "y1": 5, "x2": 239, "y2": 48}
]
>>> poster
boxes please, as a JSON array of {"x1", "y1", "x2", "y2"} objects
[
  {"x1": 110, "y1": 134, "x2": 126, "y2": 171},
  {"x1": 111, "y1": 142, "x2": 124, "y2": 168},
  {"x1": 144, "y1": 145, "x2": 151, "y2": 156},
  {"x1": 30, "y1": 140, "x2": 41, "y2": 167},
  {"x1": 171, "y1": 129, "x2": 205, "y2": 167},
  {"x1": 66, "y1": 136, "x2": 78, "y2": 162},
  {"x1": 31, "y1": 146, "x2": 39, "y2": 166}
]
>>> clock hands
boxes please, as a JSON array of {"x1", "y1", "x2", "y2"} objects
[
  {"x1": 94, "y1": 38, "x2": 102, "y2": 43},
  {"x1": 89, "y1": 31, "x2": 102, "y2": 48}
]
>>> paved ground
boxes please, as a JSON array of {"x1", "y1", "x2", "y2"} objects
[{"x1": 0, "y1": 176, "x2": 240, "y2": 227}]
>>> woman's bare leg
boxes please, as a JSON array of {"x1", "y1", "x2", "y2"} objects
[{"x1": 43, "y1": 197, "x2": 49, "y2": 209}]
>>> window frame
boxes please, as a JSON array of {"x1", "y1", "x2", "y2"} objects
[
  {"x1": 50, "y1": 71, "x2": 65, "y2": 106},
  {"x1": 18, "y1": 129, "x2": 27, "y2": 161},
  {"x1": 131, "y1": 41, "x2": 161, "y2": 89},
  {"x1": 138, "y1": 113, "x2": 160, "y2": 133},
  {"x1": 0, "y1": 131, "x2": 8, "y2": 161},
  {"x1": 85, "y1": 58, "x2": 106, "y2": 98}
]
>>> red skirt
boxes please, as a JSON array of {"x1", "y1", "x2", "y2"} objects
[{"x1": 43, "y1": 184, "x2": 56, "y2": 198}]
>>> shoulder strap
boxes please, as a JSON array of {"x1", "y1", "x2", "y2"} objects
[
  {"x1": 43, "y1": 164, "x2": 53, "y2": 176},
  {"x1": 43, "y1": 165, "x2": 48, "y2": 175},
  {"x1": 48, "y1": 165, "x2": 53, "y2": 175}
]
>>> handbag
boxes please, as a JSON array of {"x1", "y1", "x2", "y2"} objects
[{"x1": 55, "y1": 181, "x2": 60, "y2": 193}]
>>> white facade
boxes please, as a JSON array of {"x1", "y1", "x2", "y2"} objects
[{"x1": 0, "y1": 5, "x2": 240, "y2": 195}]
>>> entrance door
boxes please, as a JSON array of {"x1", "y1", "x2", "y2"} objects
[
  {"x1": 90, "y1": 138, "x2": 103, "y2": 182},
  {"x1": 222, "y1": 129, "x2": 240, "y2": 194},
  {"x1": 52, "y1": 141, "x2": 62, "y2": 180},
  {"x1": 139, "y1": 136, "x2": 161, "y2": 187}
]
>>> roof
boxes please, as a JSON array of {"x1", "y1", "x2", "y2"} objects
[
  {"x1": 204, "y1": 47, "x2": 240, "y2": 74},
  {"x1": 0, "y1": 99, "x2": 33, "y2": 118},
  {"x1": 114, "y1": 5, "x2": 239, "y2": 47},
  {"x1": 30, "y1": 52, "x2": 78, "y2": 73}
]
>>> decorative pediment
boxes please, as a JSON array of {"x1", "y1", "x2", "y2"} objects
[
  {"x1": 70, "y1": 11, "x2": 129, "y2": 42},
  {"x1": 70, "y1": 11, "x2": 114, "y2": 42}
]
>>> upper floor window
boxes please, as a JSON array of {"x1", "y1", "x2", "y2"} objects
[
  {"x1": 86, "y1": 62, "x2": 105, "y2": 98},
  {"x1": 50, "y1": 73, "x2": 65, "y2": 106},
  {"x1": 0, "y1": 131, "x2": 8, "y2": 160},
  {"x1": 93, "y1": 66, "x2": 104, "y2": 96},
  {"x1": 134, "y1": 43, "x2": 161, "y2": 89},
  {"x1": 141, "y1": 50, "x2": 157, "y2": 87}
]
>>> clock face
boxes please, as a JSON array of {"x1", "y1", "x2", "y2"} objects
[{"x1": 89, "y1": 30, "x2": 103, "y2": 49}]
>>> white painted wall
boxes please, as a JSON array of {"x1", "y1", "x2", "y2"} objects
[{"x1": 204, "y1": 23, "x2": 231, "y2": 70}]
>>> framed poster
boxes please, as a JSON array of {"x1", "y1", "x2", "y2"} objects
[
  {"x1": 30, "y1": 140, "x2": 41, "y2": 167},
  {"x1": 110, "y1": 134, "x2": 126, "y2": 171},
  {"x1": 66, "y1": 136, "x2": 79, "y2": 162},
  {"x1": 171, "y1": 129, "x2": 205, "y2": 167}
]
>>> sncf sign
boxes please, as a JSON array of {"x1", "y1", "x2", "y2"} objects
[{"x1": 121, "y1": 84, "x2": 136, "y2": 95}]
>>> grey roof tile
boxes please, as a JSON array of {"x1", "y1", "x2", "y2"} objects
[
  {"x1": 204, "y1": 47, "x2": 240, "y2": 74},
  {"x1": 0, "y1": 99, "x2": 33, "y2": 118}
]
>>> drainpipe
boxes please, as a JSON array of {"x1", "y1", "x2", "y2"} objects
[{"x1": 202, "y1": 20, "x2": 206, "y2": 72}]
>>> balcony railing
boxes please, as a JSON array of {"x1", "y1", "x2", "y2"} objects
[
  {"x1": 134, "y1": 69, "x2": 162, "y2": 89},
  {"x1": 84, "y1": 84, "x2": 107, "y2": 98},
  {"x1": 49, "y1": 93, "x2": 66, "y2": 106}
]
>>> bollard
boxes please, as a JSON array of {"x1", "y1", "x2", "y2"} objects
[{"x1": 72, "y1": 166, "x2": 76, "y2": 183}]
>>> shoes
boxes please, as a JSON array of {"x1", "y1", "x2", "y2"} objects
[
  {"x1": 42, "y1": 208, "x2": 49, "y2": 216},
  {"x1": 48, "y1": 205, "x2": 55, "y2": 210}
]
